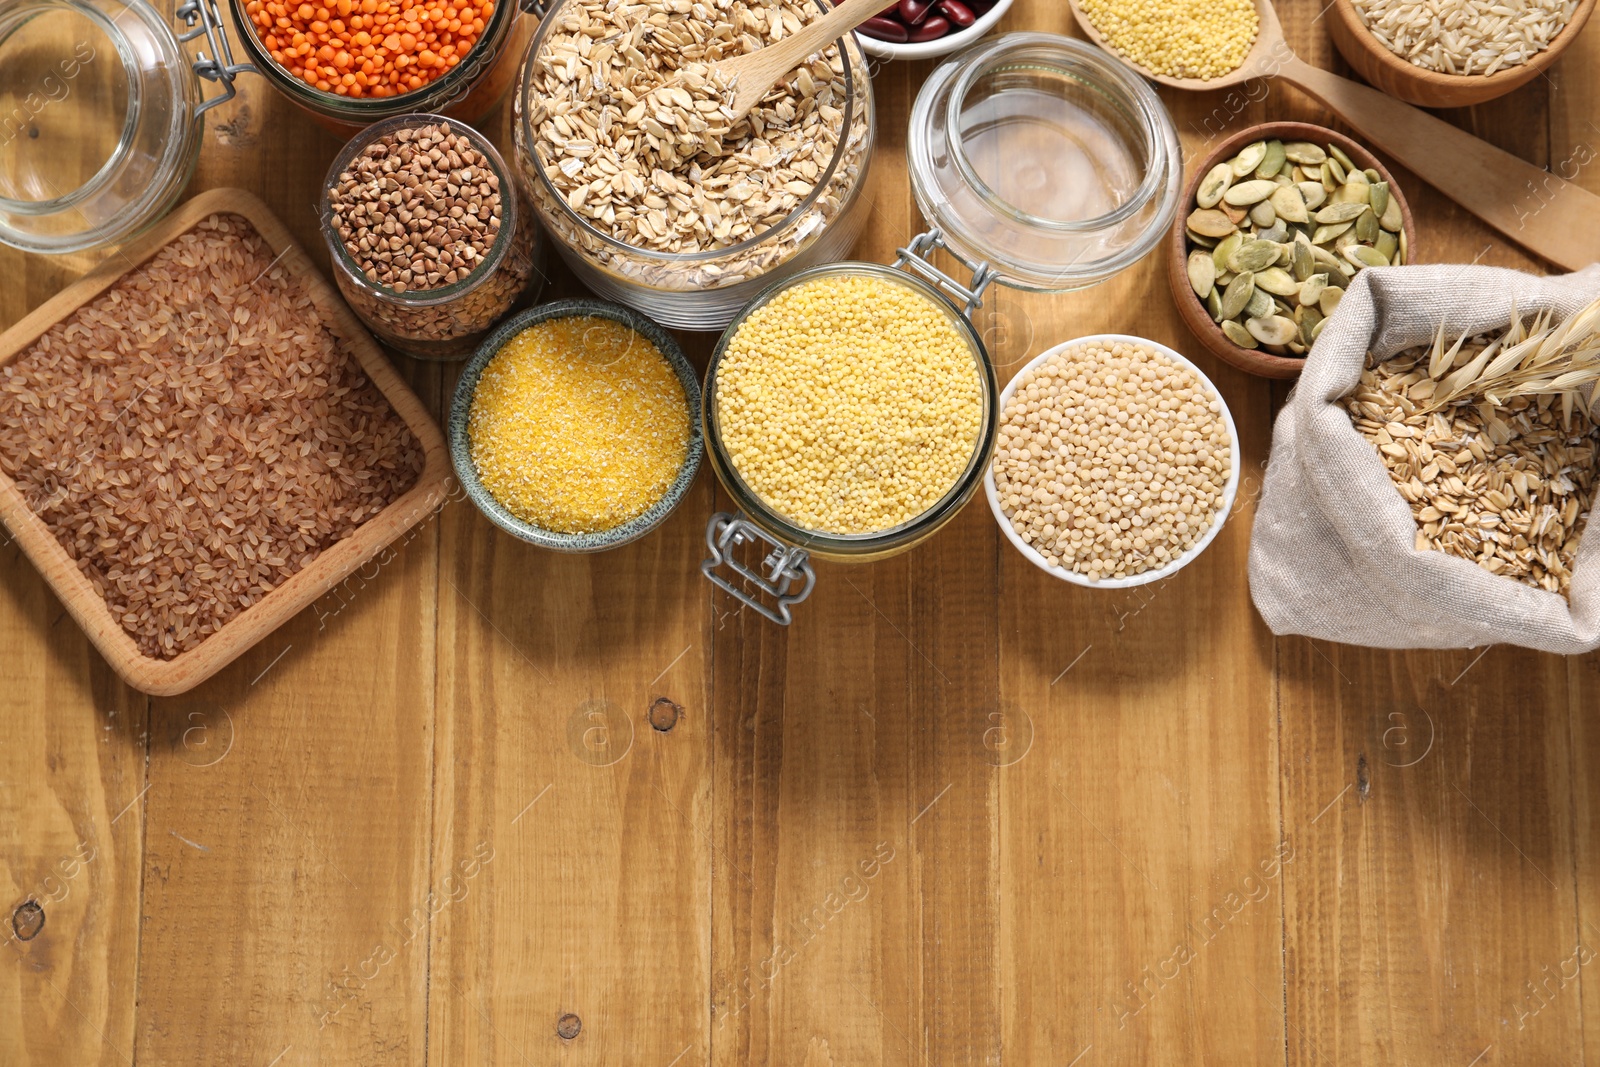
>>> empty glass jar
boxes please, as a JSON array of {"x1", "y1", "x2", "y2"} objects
[
  {"x1": 907, "y1": 32, "x2": 1183, "y2": 291},
  {"x1": 0, "y1": 0, "x2": 251, "y2": 254}
]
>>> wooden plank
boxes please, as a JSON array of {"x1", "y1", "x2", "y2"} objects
[
  {"x1": 984, "y1": 8, "x2": 1282, "y2": 1065},
  {"x1": 427, "y1": 329, "x2": 713, "y2": 1066},
  {"x1": 992, "y1": 230, "x2": 1282, "y2": 1067},
  {"x1": 1550, "y1": 22, "x2": 1600, "y2": 1067},
  {"x1": 98, "y1": 60, "x2": 441, "y2": 1067},
  {"x1": 1277, "y1": 47, "x2": 1584, "y2": 1066},
  {"x1": 0, "y1": 543, "x2": 146, "y2": 1067},
  {"x1": 1279, "y1": 644, "x2": 1580, "y2": 1065},
  {"x1": 131, "y1": 523, "x2": 438, "y2": 1064},
  {"x1": 708, "y1": 45, "x2": 1003, "y2": 1067}
]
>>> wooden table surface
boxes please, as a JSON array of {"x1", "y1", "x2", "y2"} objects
[{"x1": 4, "y1": 2, "x2": 1598, "y2": 1064}]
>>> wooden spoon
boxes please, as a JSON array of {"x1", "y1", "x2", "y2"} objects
[
  {"x1": 711, "y1": 0, "x2": 891, "y2": 118},
  {"x1": 1066, "y1": 0, "x2": 1600, "y2": 271}
]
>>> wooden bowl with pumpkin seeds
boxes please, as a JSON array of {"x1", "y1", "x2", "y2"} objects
[{"x1": 1166, "y1": 122, "x2": 1418, "y2": 380}]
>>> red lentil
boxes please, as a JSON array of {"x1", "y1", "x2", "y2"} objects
[{"x1": 245, "y1": 0, "x2": 494, "y2": 97}]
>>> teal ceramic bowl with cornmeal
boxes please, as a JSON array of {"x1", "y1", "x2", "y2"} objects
[{"x1": 449, "y1": 299, "x2": 703, "y2": 552}]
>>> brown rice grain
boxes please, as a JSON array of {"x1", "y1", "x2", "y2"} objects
[{"x1": 0, "y1": 213, "x2": 424, "y2": 659}]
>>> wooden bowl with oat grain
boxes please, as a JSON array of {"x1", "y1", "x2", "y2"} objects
[{"x1": 1327, "y1": 0, "x2": 1596, "y2": 107}]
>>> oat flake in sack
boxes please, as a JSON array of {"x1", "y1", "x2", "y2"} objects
[{"x1": 1248, "y1": 264, "x2": 1600, "y2": 652}]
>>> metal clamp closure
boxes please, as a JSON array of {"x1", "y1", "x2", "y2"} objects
[
  {"x1": 177, "y1": 0, "x2": 256, "y2": 116},
  {"x1": 895, "y1": 229, "x2": 998, "y2": 317},
  {"x1": 701, "y1": 513, "x2": 816, "y2": 626}
]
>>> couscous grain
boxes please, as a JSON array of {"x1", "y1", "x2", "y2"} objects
[
  {"x1": 1076, "y1": 0, "x2": 1259, "y2": 81},
  {"x1": 714, "y1": 273, "x2": 985, "y2": 535}
]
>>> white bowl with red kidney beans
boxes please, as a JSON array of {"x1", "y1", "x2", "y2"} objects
[{"x1": 855, "y1": 0, "x2": 1013, "y2": 59}]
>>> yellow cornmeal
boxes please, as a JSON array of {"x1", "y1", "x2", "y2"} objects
[
  {"x1": 715, "y1": 273, "x2": 984, "y2": 535},
  {"x1": 1077, "y1": 0, "x2": 1258, "y2": 81},
  {"x1": 469, "y1": 317, "x2": 689, "y2": 534}
]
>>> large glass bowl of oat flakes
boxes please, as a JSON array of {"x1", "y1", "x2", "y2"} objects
[{"x1": 512, "y1": 0, "x2": 876, "y2": 330}]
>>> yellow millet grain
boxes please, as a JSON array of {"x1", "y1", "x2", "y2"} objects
[
  {"x1": 715, "y1": 273, "x2": 985, "y2": 535},
  {"x1": 1077, "y1": 0, "x2": 1259, "y2": 81},
  {"x1": 469, "y1": 316, "x2": 689, "y2": 534},
  {"x1": 993, "y1": 340, "x2": 1232, "y2": 581}
]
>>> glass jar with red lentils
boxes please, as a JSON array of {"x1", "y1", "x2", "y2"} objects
[{"x1": 227, "y1": 0, "x2": 531, "y2": 134}]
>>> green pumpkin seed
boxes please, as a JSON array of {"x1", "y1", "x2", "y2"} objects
[
  {"x1": 1258, "y1": 222, "x2": 1289, "y2": 245},
  {"x1": 1220, "y1": 272, "x2": 1255, "y2": 319},
  {"x1": 1212, "y1": 232, "x2": 1243, "y2": 273},
  {"x1": 1311, "y1": 244, "x2": 1346, "y2": 273},
  {"x1": 1222, "y1": 319, "x2": 1259, "y2": 349},
  {"x1": 1325, "y1": 157, "x2": 1348, "y2": 188},
  {"x1": 1397, "y1": 227, "x2": 1408, "y2": 264},
  {"x1": 1354, "y1": 206, "x2": 1379, "y2": 244},
  {"x1": 1344, "y1": 244, "x2": 1389, "y2": 269},
  {"x1": 1256, "y1": 266, "x2": 1300, "y2": 296},
  {"x1": 1249, "y1": 200, "x2": 1277, "y2": 227},
  {"x1": 1375, "y1": 229, "x2": 1398, "y2": 262},
  {"x1": 1245, "y1": 288, "x2": 1275, "y2": 319},
  {"x1": 1333, "y1": 176, "x2": 1370, "y2": 206},
  {"x1": 1327, "y1": 143, "x2": 1355, "y2": 172},
  {"x1": 1380, "y1": 195, "x2": 1403, "y2": 232},
  {"x1": 1368, "y1": 181, "x2": 1389, "y2": 220},
  {"x1": 1206, "y1": 286, "x2": 1224, "y2": 321},
  {"x1": 1298, "y1": 272, "x2": 1328, "y2": 307},
  {"x1": 1270, "y1": 184, "x2": 1309, "y2": 224},
  {"x1": 1297, "y1": 306, "x2": 1322, "y2": 346},
  {"x1": 1196, "y1": 163, "x2": 1233, "y2": 208},
  {"x1": 1284, "y1": 141, "x2": 1327, "y2": 165},
  {"x1": 1363, "y1": 167, "x2": 1381, "y2": 183},
  {"x1": 1187, "y1": 229, "x2": 1218, "y2": 248},
  {"x1": 1292, "y1": 239, "x2": 1315, "y2": 281},
  {"x1": 1298, "y1": 181, "x2": 1327, "y2": 211},
  {"x1": 1223, "y1": 179, "x2": 1279, "y2": 206},
  {"x1": 1319, "y1": 286, "x2": 1344, "y2": 316},
  {"x1": 1311, "y1": 317, "x2": 1327, "y2": 341},
  {"x1": 1187, "y1": 250, "x2": 1216, "y2": 298},
  {"x1": 1231, "y1": 141, "x2": 1267, "y2": 177},
  {"x1": 1188, "y1": 207, "x2": 1236, "y2": 237},
  {"x1": 1312, "y1": 221, "x2": 1353, "y2": 245},
  {"x1": 1247, "y1": 315, "x2": 1299, "y2": 346},
  {"x1": 1288, "y1": 339, "x2": 1308, "y2": 355},
  {"x1": 1230, "y1": 238, "x2": 1281, "y2": 273},
  {"x1": 1256, "y1": 140, "x2": 1287, "y2": 179},
  {"x1": 1315, "y1": 202, "x2": 1368, "y2": 224}
]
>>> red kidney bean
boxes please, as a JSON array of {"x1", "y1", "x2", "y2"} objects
[
  {"x1": 938, "y1": 0, "x2": 975, "y2": 26},
  {"x1": 897, "y1": 0, "x2": 933, "y2": 24},
  {"x1": 860, "y1": 14, "x2": 911, "y2": 40},
  {"x1": 908, "y1": 14, "x2": 950, "y2": 40}
]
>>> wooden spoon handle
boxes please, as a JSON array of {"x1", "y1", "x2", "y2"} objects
[
  {"x1": 1279, "y1": 55, "x2": 1599, "y2": 272},
  {"x1": 722, "y1": 0, "x2": 888, "y2": 112},
  {"x1": 767, "y1": 0, "x2": 893, "y2": 67}
]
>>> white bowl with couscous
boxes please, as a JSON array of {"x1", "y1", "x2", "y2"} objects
[{"x1": 985, "y1": 334, "x2": 1239, "y2": 589}]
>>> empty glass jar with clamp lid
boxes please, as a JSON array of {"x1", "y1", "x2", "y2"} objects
[
  {"x1": 0, "y1": 0, "x2": 253, "y2": 254},
  {"x1": 699, "y1": 33, "x2": 1182, "y2": 624}
]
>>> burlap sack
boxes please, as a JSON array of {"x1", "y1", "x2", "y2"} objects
[{"x1": 1248, "y1": 264, "x2": 1600, "y2": 653}]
